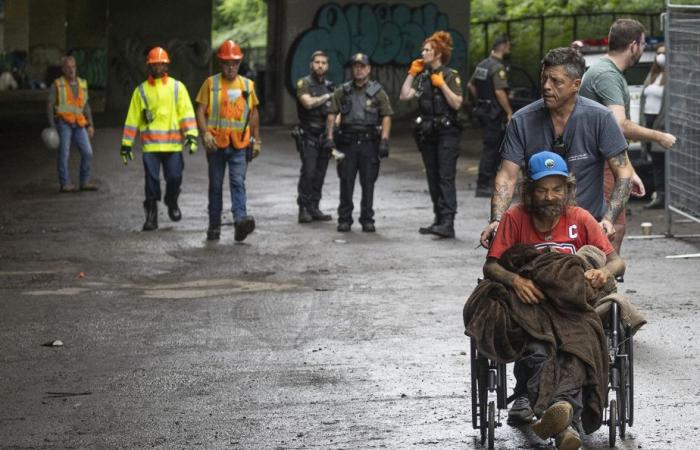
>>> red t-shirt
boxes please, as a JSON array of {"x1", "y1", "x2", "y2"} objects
[{"x1": 487, "y1": 204, "x2": 614, "y2": 259}]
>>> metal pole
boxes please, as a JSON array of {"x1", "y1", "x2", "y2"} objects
[
  {"x1": 664, "y1": 11, "x2": 673, "y2": 236},
  {"x1": 539, "y1": 16, "x2": 545, "y2": 62},
  {"x1": 484, "y1": 23, "x2": 489, "y2": 59}
]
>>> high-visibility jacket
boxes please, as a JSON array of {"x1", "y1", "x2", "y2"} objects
[
  {"x1": 198, "y1": 74, "x2": 258, "y2": 150},
  {"x1": 54, "y1": 76, "x2": 89, "y2": 127},
  {"x1": 121, "y1": 76, "x2": 197, "y2": 152}
]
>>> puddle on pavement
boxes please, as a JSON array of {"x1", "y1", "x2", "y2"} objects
[{"x1": 24, "y1": 287, "x2": 90, "y2": 296}]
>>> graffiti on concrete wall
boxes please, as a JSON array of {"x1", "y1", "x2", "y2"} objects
[
  {"x1": 109, "y1": 37, "x2": 210, "y2": 103},
  {"x1": 285, "y1": 2, "x2": 468, "y2": 98}
]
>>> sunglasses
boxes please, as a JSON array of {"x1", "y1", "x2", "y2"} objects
[{"x1": 553, "y1": 135, "x2": 567, "y2": 158}]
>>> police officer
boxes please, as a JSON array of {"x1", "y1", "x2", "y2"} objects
[
  {"x1": 326, "y1": 53, "x2": 393, "y2": 232},
  {"x1": 293, "y1": 50, "x2": 335, "y2": 223},
  {"x1": 468, "y1": 35, "x2": 513, "y2": 197},
  {"x1": 400, "y1": 31, "x2": 464, "y2": 238}
]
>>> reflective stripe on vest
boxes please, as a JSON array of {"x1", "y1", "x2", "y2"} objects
[
  {"x1": 207, "y1": 74, "x2": 252, "y2": 149},
  {"x1": 55, "y1": 77, "x2": 88, "y2": 126}
]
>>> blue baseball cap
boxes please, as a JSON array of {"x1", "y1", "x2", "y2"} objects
[{"x1": 528, "y1": 151, "x2": 568, "y2": 180}]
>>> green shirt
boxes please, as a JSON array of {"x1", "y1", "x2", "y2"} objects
[{"x1": 579, "y1": 57, "x2": 630, "y2": 120}]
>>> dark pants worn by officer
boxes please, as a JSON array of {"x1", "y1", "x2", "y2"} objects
[
  {"x1": 336, "y1": 129, "x2": 379, "y2": 230},
  {"x1": 476, "y1": 114, "x2": 505, "y2": 196},
  {"x1": 294, "y1": 126, "x2": 332, "y2": 221},
  {"x1": 416, "y1": 121, "x2": 461, "y2": 237}
]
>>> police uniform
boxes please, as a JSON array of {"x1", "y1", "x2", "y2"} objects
[
  {"x1": 470, "y1": 55, "x2": 509, "y2": 194},
  {"x1": 294, "y1": 74, "x2": 334, "y2": 219},
  {"x1": 329, "y1": 61, "x2": 393, "y2": 228},
  {"x1": 413, "y1": 65, "x2": 463, "y2": 234}
]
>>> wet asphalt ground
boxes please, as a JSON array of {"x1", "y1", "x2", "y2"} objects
[{"x1": 1, "y1": 122, "x2": 699, "y2": 449}]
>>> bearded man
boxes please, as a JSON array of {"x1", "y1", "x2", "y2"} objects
[{"x1": 482, "y1": 150, "x2": 624, "y2": 449}]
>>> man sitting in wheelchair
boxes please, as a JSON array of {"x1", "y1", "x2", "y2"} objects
[{"x1": 466, "y1": 151, "x2": 624, "y2": 449}]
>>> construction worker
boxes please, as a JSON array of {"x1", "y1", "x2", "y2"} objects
[
  {"x1": 120, "y1": 47, "x2": 198, "y2": 231},
  {"x1": 47, "y1": 55, "x2": 98, "y2": 192},
  {"x1": 195, "y1": 40, "x2": 260, "y2": 242}
]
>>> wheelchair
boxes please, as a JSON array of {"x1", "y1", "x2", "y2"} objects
[{"x1": 469, "y1": 300, "x2": 635, "y2": 448}]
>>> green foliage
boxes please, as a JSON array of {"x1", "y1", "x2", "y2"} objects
[
  {"x1": 212, "y1": 0, "x2": 267, "y2": 48},
  {"x1": 469, "y1": 0, "x2": 665, "y2": 81}
]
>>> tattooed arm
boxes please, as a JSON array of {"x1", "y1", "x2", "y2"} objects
[
  {"x1": 479, "y1": 160, "x2": 520, "y2": 248},
  {"x1": 603, "y1": 151, "x2": 635, "y2": 230}
]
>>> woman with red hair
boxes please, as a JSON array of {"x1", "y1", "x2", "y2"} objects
[{"x1": 400, "y1": 31, "x2": 464, "y2": 238}]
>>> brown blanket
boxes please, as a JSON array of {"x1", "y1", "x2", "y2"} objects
[{"x1": 464, "y1": 249, "x2": 608, "y2": 434}]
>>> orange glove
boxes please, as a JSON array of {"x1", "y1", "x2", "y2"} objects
[
  {"x1": 408, "y1": 59, "x2": 424, "y2": 77},
  {"x1": 431, "y1": 72, "x2": 445, "y2": 88}
]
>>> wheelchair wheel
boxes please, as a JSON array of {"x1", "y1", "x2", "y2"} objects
[
  {"x1": 488, "y1": 400, "x2": 495, "y2": 449},
  {"x1": 478, "y1": 357, "x2": 489, "y2": 445},
  {"x1": 628, "y1": 332, "x2": 634, "y2": 427},
  {"x1": 470, "y1": 341, "x2": 479, "y2": 429},
  {"x1": 617, "y1": 356, "x2": 627, "y2": 440},
  {"x1": 608, "y1": 399, "x2": 617, "y2": 448}
]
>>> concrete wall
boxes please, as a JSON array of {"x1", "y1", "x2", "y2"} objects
[
  {"x1": 269, "y1": 0, "x2": 471, "y2": 124},
  {"x1": 105, "y1": 0, "x2": 212, "y2": 112},
  {"x1": 4, "y1": 0, "x2": 30, "y2": 52},
  {"x1": 66, "y1": 0, "x2": 107, "y2": 50}
]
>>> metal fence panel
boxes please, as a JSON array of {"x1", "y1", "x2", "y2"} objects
[{"x1": 665, "y1": 8, "x2": 700, "y2": 228}]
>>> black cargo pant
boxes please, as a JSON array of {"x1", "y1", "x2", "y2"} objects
[
  {"x1": 336, "y1": 134, "x2": 380, "y2": 225},
  {"x1": 513, "y1": 340, "x2": 585, "y2": 429},
  {"x1": 476, "y1": 117, "x2": 506, "y2": 190},
  {"x1": 416, "y1": 127, "x2": 461, "y2": 220},
  {"x1": 296, "y1": 129, "x2": 331, "y2": 210}
]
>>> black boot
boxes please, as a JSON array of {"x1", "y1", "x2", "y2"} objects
[
  {"x1": 142, "y1": 200, "x2": 158, "y2": 231},
  {"x1": 298, "y1": 207, "x2": 313, "y2": 223},
  {"x1": 206, "y1": 224, "x2": 221, "y2": 241},
  {"x1": 234, "y1": 216, "x2": 256, "y2": 242},
  {"x1": 309, "y1": 204, "x2": 332, "y2": 221},
  {"x1": 431, "y1": 214, "x2": 455, "y2": 238},
  {"x1": 419, "y1": 216, "x2": 440, "y2": 235},
  {"x1": 164, "y1": 189, "x2": 182, "y2": 222},
  {"x1": 644, "y1": 191, "x2": 664, "y2": 209}
]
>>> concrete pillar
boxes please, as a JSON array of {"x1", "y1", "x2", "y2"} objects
[
  {"x1": 106, "y1": 0, "x2": 212, "y2": 112},
  {"x1": 66, "y1": 0, "x2": 108, "y2": 50},
  {"x1": 4, "y1": 0, "x2": 30, "y2": 52}
]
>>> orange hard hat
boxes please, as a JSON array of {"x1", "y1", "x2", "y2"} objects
[
  {"x1": 146, "y1": 47, "x2": 170, "y2": 65},
  {"x1": 217, "y1": 40, "x2": 244, "y2": 61}
]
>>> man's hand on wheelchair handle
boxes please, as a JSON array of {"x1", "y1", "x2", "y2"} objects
[
  {"x1": 480, "y1": 220, "x2": 499, "y2": 249},
  {"x1": 584, "y1": 268, "x2": 611, "y2": 289},
  {"x1": 512, "y1": 275, "x2": 545, "y2": 305}
]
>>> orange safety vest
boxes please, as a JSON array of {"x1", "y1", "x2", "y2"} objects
[
  {"x1": 206, "y1": 74, "x2": 253, "y2": 150},
  {"x1": 54, "y1": 77, "x2": 89, "y2": 127}
]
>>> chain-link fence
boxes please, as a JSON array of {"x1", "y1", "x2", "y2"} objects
[{"x1": 665, "y1": 4, "x2": 700, "y2": 232}]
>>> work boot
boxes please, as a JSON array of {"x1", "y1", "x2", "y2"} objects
[
  {"x1": 431, "y1": 215, "x2": 455, "y2": 238},
  {"x1": 419, "y1": 216, "x2": 440, "y2": 235},
  {"x1": 309, "y1": 204, "x2": 332, "y2": 221},
  {"x1": 59, "y1": 184, "x2": 77, "y2": 193},
  {"x1": 554, "y1": 425, "x2": 582, "y2": 450},
  {"x1": 507, "y1": 395, "x2": 535, "y2": 425},
  {"x1": 164, "y1": 190, "x2": 182, "y2": 222},
  {"x1": 361, "y1": 222, "x2": 376, "y2": 233},
  {"x1": 298, "y1": 207, "x2": 313, "y2": 223},
  {"x1": 142, "y1": 200, "x2": 158, "y2": 231},
  {"x1": 79, "y1": 181, "x2": 99, "y2": 191},
  {"x1": 337, "y1": 222, "x2": 351, "y2": 232},
  {"x1": 206, "y1": 225, "x2": 221, "y2": 241},
  {"x1": 644, "y1": 191, "x2": 664, "y2": 209},
  {"x1": 234, "y1": 216, "x2": 255, "y2": 242},
  {"x1": 531, "y1": 401, "x2": 573, "y2": 440}
]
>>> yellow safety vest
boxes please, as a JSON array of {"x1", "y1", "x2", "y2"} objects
[
  {"x1": 54, "y1": 77, "x2": 89, "y2": 127},
  {"x1": 121, "y1": 76, "x2": 197, "y2": 152}
]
